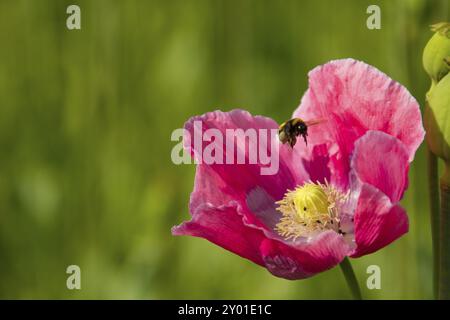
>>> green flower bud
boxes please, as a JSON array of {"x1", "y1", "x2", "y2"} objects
[
  {"x1": 423, "y1": 22, "x2": 450, "y2": 84},
  {"x1": 425, "y1": 72, "x2": 450, "y2": 162}
]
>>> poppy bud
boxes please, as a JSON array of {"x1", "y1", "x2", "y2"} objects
[
  {"x1": 423, "y1": 22, "x2": 450, "y2": 85},
  {"x1": 425, "y1": 73, "x2": 450, "y2": 163},
  {"x1": 423, "y1": 23, "x2": 450, "y2": 167}
]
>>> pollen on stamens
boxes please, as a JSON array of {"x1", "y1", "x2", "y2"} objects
[{"x1": 275, "y1": 181, "x2": 348, "y2": 241}]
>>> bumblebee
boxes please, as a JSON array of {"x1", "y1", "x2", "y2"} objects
[{"x1": 278, "y1": 118, "x2": 324, "y2": 148}]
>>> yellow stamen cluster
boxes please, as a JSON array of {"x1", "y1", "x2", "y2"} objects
[{"x1": 275, "y1": 181, "x2": 348, "y2": 240}]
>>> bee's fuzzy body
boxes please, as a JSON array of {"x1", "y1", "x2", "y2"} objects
[{"x1": 278, "y1": 118, "x2": 308, "y2": 148}]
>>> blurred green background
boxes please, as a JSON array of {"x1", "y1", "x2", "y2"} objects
[{"x1": 0, "y1": 0, "x2": 448, "y2": 299}]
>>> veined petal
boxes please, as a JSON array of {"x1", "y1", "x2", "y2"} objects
[
  {"x1": 260, "y1": 230, "x2": 350, "y2": 279},
  {"x1": 190, "y1": 163, "x2": 270, "y2": 231},
  {"x1": 184, "y1": 109, "x2": 309, "y2": 226},
  {"x1": 172, "y1": 202, "x2": 266, "y2": 266},
  {"x1": 301, "y1": 144, "x2": 331, "y2": 184},
  {"x1": 351, "y1": 131, "x2": 409, "y2": 203},
  {"x1": 173, "y1": 200, "x2": 351, "y2": 279},
  {"x1": 294, "y1": 59, "x2": 425, "y2": 187},
  {"x1": 350, "y1": 183, "x2": 408, "y2": 258},
  {"x1": 175, "y1": 156, "x2": 350, "y2": 279},
  {"x1": 348, "y1": 131, "x2": 410, "y2": 257}
]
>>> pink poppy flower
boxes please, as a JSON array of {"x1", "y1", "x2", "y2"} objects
[{"x1": 172, "y1": 59, "x2": 425, "y2": 279}]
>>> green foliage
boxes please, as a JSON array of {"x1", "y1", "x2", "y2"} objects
[{"x1": 0, "y1": 0, "x2": 448, "y2": 299}]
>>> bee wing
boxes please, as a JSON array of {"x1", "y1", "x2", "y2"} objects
[{"x1": 304, "y1": 118, "x2": 327, "y2": 127}]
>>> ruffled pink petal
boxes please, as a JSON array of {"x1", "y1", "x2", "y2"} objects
[
  {"x1": 172, "y1": 202, "x2": 266, "y2": 266},
  {"x1": 189, "y1": 163, "x2": 270, "y2": 231},
  {"x1": 294, "y1": 59, "x2": 425, "y2": 188},
  {"x1": 188, "y1": 164, "x2": 234, "y2": 214},
  {"x1": 350, "y1": 183, "x2": 408, "y2": 258},
  {"x1": 184, "y1": 109, "x2": 309, "y2": 229},
  {"x1": 173, "y1": 202, "x2": 351, "y2": 279},
  {"x1": 174, "y1": 153, "x2": 350, "y2": 279},
  {"x1": 260, "y1": 231, "x2": 350, "y2": 279},
  {"x1": 351, "y1": 131, "x2": 409, "y2": 203},
  {"x1": 301, "y1": 144, "x2": 331, "y2": 184}
]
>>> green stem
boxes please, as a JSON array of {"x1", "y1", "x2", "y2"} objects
[
  {"x1": 339, "y1": 257, "x2": 362, "y2": 300},
  {"x1": 428, "y1": 149, "x2": 440, "y2": 299},
  {"x1": 439, "y1": 162, "x2": 450, "y2": 300}
]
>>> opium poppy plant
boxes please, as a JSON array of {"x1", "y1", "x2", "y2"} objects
[{"x1": 172, "y1": 59, "x2": 425, "y2": 285}]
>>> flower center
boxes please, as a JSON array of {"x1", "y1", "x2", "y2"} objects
[{"x1": 275, "y1": 181, "x2": 347, "y2": 240}]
